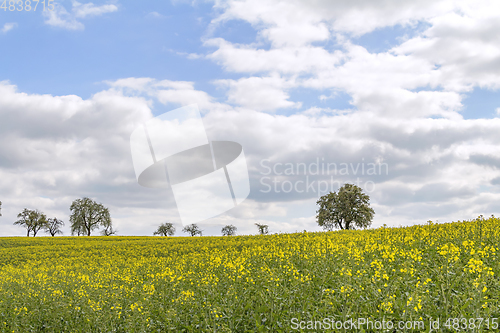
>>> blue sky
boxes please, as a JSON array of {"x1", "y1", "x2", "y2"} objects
[
  {"x1": 1, "y1": 0, "x2": 500, "y2": 236},
  {"x1": 1, "y1": 1, "x2": 223, "y2": 98},
  {"x1": 2, "y1": 1, "x2": 497, "y2": 115}
]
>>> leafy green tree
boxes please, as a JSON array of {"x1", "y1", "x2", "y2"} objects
[
  {"x1": 221, "y1": 224, "x2": 237, "y2": 236},
  {"x1": 182, "y1": 224, "x2": 202, "y2": 236},
  {"x1": 14, "y1": 209, "x2": 48, "y2": 237},
  {"x1": 154, "y1": 222, "x2": 176, "y2": 236},
  {"x1": 15, "y1": 209, "x2": 32, "y2": 236},
  {"x1": 316, "y1": 183, "x2": 375, "y2": 231},
  {"x1": 255, "y1": 223, "x2": 269, "y2": 235},
  {"x1": 70, "y1": 197, "x2": 112, "y2": 236},
  {"x1": 72, "y1": 220, "x2": 85, "y2": 236},
  {"x1": 45, "y1": 217, "x2": 64, "y2": 236}
]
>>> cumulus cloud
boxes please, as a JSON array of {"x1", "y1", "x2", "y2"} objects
[
  {"x1": 205, "y1": 0, "x2": 500, "y2": 121},
  {"x1": 3, "y1": 77, "x2": 500, "y2": 236},
  {"x1": 146, "y1": 11, "x2": 165, "y2": 19},
  {"x1": 204, "y1": 38, "x2": 345, "y2": 75},
  {"x1": 107, "y1": 77, "x2": 229, "y2": 114},
  {"x1": 0, "y1": 80, "x2": 162, "y2": 236},
  {"x1": 1, "y1": 22, "x2": 17, "y2": 34},
  {"x1": 44, "y1": 5, "x2": 85, "y2": 30},
  {"x1": 211, "y1": 0, "x2": 454, "y2": 44},
  {"x1": 72, "y1": 1, "x2": 118, "y2": 18},
  {"x1": 214, "y1": 75, "x2": 301, "y2": 112},
  {"x1": 43, "y1": 1, "x2": 118, "y2": 30},
  {"x1": 393, "y1": 8, "x2": 500, "y2": 92}
]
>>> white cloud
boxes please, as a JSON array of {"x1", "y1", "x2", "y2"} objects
[
  {"x1": 146, "y1": 11, "x2": 165, "y2": 19},
  {"x1": 211, "y1": 0, "x2": 454, "y2": 44},
  {"x1": 177, "y1": 52, "x2": 203, "y2": 59},
  {"x1": 393, "y1": 6, "x2": 500, "y2": 92},
  {"x1": 44, "y1": 5, "x2": 85, "y2": 30},
  {"x1": 203, "y1": 0, "x2": 500, "y2": 123},
  {"x1": 200, "y1": 101, "x2": 500, "y2": 228},
  {"x1": 107, "y1": 77, "x2": 230, "y2": 114},
  {"x1": 0, "y1": 80, "x2": 159, "y2": 236},
  {"x1": 72, "y1": 1, "x2": 118, "y2": 18},
  {"x1": 214, "y1": 75, "x2": 301, "y2": 112},
  {"x1": 3, "y1": 78, "x2": 500, "y2": 235},
  {"x1": 1, "y1": 22, "x2": 17, "y2": 34},
  {"x1": 213, "y1": 0, "x2": 332, "y2": 47},
  {"x1": 106, "y1": 77, "x2": 155, "y2": 92},
  {"x1": 204, "y1": 38, "x2": 345, "y2": 75},
  {"x1": 43, "y1": 1, "x2": 118, "y2": 30}
]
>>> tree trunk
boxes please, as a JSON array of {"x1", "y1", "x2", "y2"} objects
[{"x1": 345, "y1": 220, "x2": 351, "y2": 230}]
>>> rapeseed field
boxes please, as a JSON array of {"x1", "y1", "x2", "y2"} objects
[{"x1": 0, "y1": 216, "x2": 498, "y2": 332}]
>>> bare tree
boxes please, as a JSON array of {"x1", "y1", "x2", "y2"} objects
[
  {"x1": 45, "y1": 217, "x2": 64, "y2": 237},
  {"x1": 154, "y1": 222, "x2": 176, "y2": 236},
  {"x1": 182, "y1": 224, "x2": 202, "y2": 236},
  {"x1": 14, "y1": 209, "x2": 48, "y2": 237},
  {"x1": 221, "y1": 224, "x2": 237, "y2": 236},
  {"x1": 255, "y1": 223, "x2": 269, "y2": 235},
  {"x1": 101, "y1": 219, "x2": 117, "y2": 236}
]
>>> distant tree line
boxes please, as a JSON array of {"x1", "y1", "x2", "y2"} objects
[
  {"x1": 6, "y1": 182, "x2": 374, "y2": 238},
  {"x1": 11, "y1": 197, "x2": 116, "y2": 237},
  {"x1": 152, "y1": 222, "x2": 268, "y2": 237},
  {"x1": 151, "y1": 183, "x2": 374, "y2": 237}
]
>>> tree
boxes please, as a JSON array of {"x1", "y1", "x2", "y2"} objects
[
  {"x1": 45, "y1": 217, "x2": 64, "y2": 237},
  {"x1": 255, "y1": 223, "x2": 269, "y2": 235},
  {"x1": 14, "y1": 209, "x2": 48, "y2": 237},
  {"x1": 316, "y1": 183, "x2": 375, "y2": 231},
  {"x1": 0, "y1": 200, "x2": 2, "y2": 216},
  {"x1": 182, "y1": 224, "x2": 202, "y2": 236},
  {"x1": 69, "y1": 197, "x2": 112, "y2": 236},
  {"x1": 101, "y1": 218, "x2": 117, "y2": 236},
  {"x1": 154, "y1": 222, "x2": 176, "y2": 236},
  {"x1": 221, "y1": 224, "x2": 237, "y2": 236},
  {"x1": 14, "y1": 209, "x2": 32, "y2": 236},
  {"x1": 71, "y1": 220, "x2": 85, "y2": 236}
]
